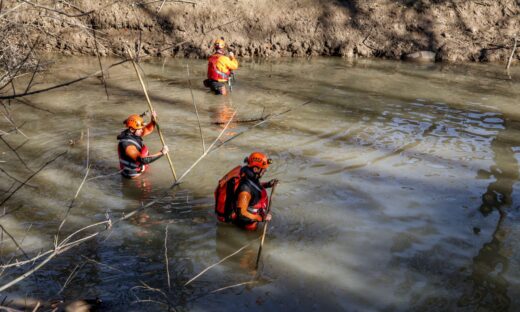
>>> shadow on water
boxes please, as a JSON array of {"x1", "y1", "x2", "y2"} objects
[{"x1": 457, "y1": 117, "x2": 520, "y2": 311}]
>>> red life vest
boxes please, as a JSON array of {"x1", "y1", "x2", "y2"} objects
[
  {"x1": 117, "y1": 131, "x2": 149, "y2": 178},
  {"x1": 243, "y1": 181, "x2": 268, "y2": 216},
  {"x1": 207, "y1": 53, "x2": 230, "y2": 82},
  {"x1": 214, "y1": 166, "x2": 242, "y2": 222}
]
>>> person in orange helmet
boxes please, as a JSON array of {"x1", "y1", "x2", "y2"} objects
[
  {"x1": 234, "y1": 152, "x2": 278, "y2": 230},
  {"x1": 117, "y1": 111, "x2": 168, "y2": 179},
  {"x1": 215, "y1": 152, "x2": 278, "y2": 231},
  {"x1": 203, "y1": 37, "x2": 239, "y2": 95}
]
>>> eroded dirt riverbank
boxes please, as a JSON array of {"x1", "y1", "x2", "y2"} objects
[{"x1": 4, "y1": 0, "x2": 520, "y2": 63}]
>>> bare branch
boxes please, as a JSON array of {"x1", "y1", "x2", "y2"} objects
[
  {"x1": 184, "y1": 237, "x2": 260, "y2": 286},
  {"x1": 0, "y1": 151, "x2": 67, "y2": 214},
  {"x1": 186, "y1": 64, "x2": 205, "y2": 153},
  {"x1": 0, "y1": 59, "x2": 128, "y2": 100},
  {"x1": 0, "y1": 136, "x2": 32, "y2": 171},
  {"x1": 20, "y1": 0, "x2": 95, "y2": 18},
  {"x1": 164, "y1": 225, "x2": 170, "y2": 290}
]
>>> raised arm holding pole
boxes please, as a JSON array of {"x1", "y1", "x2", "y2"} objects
[{"x1": 126, "y1": 47, "x2": 177, "y2": 182}]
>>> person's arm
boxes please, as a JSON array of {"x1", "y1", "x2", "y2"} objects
[
  {"x1": 261, "y1": 179, "x2": 279, "y2": 188},
  {"x1": 223, "y1": 55, "x2": 238, "y2": 71},
  {"x1": 142, "y1": 121, "x2": 155, "y2": 136},
  {"x1": 142, "y1": 110, "x2": 158, "y2": 137},
  {"x1": 125, "y1": 145, "x2": 168, "y2": 164},
  {"x1": 236, "y1": 191, "x2": 263, "y2": 222}
]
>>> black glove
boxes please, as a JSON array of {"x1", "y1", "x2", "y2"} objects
[{"x1": 265, "y1": 179, "x2": 279, "y2": 188}]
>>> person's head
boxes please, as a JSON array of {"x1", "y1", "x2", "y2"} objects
[
  {"x1": 124, "y1": 114, "x2": 145, "y2": 136},
  {"x1": 244, "y1": 152, "x2": 272, "y2": 178},
  {"x1": 214, "y1": 37, "x2": 226, "y2": 52}
]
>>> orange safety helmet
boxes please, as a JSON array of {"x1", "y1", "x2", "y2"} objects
[
  {"x1": 124, "y1": 114, "x2": 145, "y2": 130},
  {"x1": 245, "y1": 152, "x2": 272, "y2": 169},
  {"x1": 214, "y1": 37, "x2": 226, "y2": 50}
]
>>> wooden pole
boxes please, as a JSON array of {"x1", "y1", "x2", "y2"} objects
[
  {"x1": 255, "y1": 183, "x2": 277, "y2": 269},
  {"x1": 126, "y1": 47, "x2": 177, "y2": 181}
]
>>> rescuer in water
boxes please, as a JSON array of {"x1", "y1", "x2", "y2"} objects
[
  {"x1": 215, "y1": 152, "x2": 278, "y2": 231},
  {"x1": 117, "y1": 111, "x2": 168, "y2": 179},
  {"x1": 204, "y1": 37, "x2": 238, "y2": 95}
]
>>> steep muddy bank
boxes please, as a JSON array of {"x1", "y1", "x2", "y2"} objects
[{"x1": 4, "y1": 0, "x2": 520, "y2": 63}]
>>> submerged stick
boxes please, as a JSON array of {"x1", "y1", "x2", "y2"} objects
[
  {"x1": 255, "y1": 184, "x2": 277, "y2": 269},
  {"x1": 127, "y1": 47, "x2": 178, "y2": 182}
]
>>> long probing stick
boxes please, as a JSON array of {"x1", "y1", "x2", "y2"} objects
[
  {"x1": 126, "y1": 47, "x2": 177, "y2": 181},
  {"x1": 255, "y1": 183, "x2": 277, "y2": 269}
]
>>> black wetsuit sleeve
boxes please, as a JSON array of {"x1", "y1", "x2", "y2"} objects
[{"x1": 139, "y1": 154, "x2": 163, "y2": 164}]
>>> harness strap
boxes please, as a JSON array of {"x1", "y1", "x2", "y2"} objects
[{"x1": 119, "y1": 138, "x2": 142, "y2": 149}]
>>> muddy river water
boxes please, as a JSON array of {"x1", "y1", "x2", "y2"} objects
[{"x1": 1, "y1": 57, "x2": 520, "y2": 311}]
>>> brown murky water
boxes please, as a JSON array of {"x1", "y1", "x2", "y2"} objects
[{"x1": 0, "y1": 56, "x2": 520, "y2": 311}]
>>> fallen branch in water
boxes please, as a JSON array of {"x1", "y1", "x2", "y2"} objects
[
  {"x1": 212, "y1": 114, "x2": 271, "y2": 125},
  {"x1": 0, "y1": 219, "x2": 111, "y2": 292}
]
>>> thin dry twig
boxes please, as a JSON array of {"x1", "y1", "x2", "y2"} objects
[
  {"x1": 0, "y1": 136, "x2": 32, "y2": 172},
  {"x1": 91, "y1": 18, "x2": 109, "y2": 100},
  {"x1": 184, "y1": 236, "x2": 260, "y2": 286},
  {"x1": 0, "y1": 224, "x2": 30, "y2": 260},
  {"x1": 210, "y1": 280, "x2": 258, "y2": 294},
  {"x1": 1, "y1": 103, "x2": 28, "y2": 139},
  {"x1": 174, "y1": 108, "x2": 238, "y2": 185},
  {"x1": 20, "y1": 0, "x2": 96, "y2": 18},
  {"x1": 0, "y1": 151, "x2": 67, "y2": 214},
  {"x1": 186, "y1": 64, "x2": 205, "y2": 153},
  {"x1": 0, "y1": 223, "x2": 32, "y2": 276},
  {"x1": 164, "y1": 225, "x2": 171, "y2": 290},
  {"x1": 57, "y1": 261, "x2": 86, "y2": 294},
  {"x1": 0, "y1": 219, "x2": 110, "y2": 292},
  {"x1": 0, "y1": 59, "x2": 129, "y2": 100},
  {"x1": 0, "y1": 167, "x2": 37, "y2": 188},
  {"x1": 31, "y1": 301, "x2": 40, "y2": 312},
  {"x1": 506, "y1": 37, "x2": 518, "y2": 73}
]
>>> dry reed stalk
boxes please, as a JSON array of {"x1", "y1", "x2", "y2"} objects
[
  {"x1": 164, "y1": 225, "x2": 171, "y2": 290},
  {"x1": 210, "y1": 280, "x2": 258, "y2": 294},
  {"x1": 0, "y1": 219, "x2": 111, "y2": 292},
  {"x1": 506, "y1": 37, "x2": 518, "y2": 73},
  {"x1": 186, "y1": 64, "x2": 205, "y2": 153},
  {"x1": 127, "y1": 47, "x2": 178, "y2": 182},
  {"x1": 255, "y1": 184, "x2": 277, "y2": 269},
  {"x1": 184, "y1": 236, "x2": 260, "y2": 286}
]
